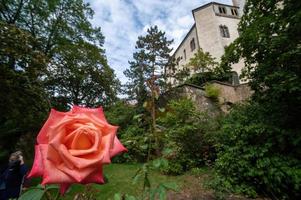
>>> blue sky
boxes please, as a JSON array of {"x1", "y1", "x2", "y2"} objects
[{"x1": 86, "y1": 0, "x2": 232, "y2": 84}]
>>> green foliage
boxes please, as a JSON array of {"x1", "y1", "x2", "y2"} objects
[
  {"x1": 124, "y1": 25, "x2": 174, "y2": 105},
  {"x1": 0, "y1": 0, "x2": 119, "y2": 162},
  {"x1": 179, "y1": 48, "x2": 236, "y2": 86},
  {"x1": 187, "y1": 48, "x2": 218, "y2": 72},
  {"x1": 158, "y1": 98, "x2": 219, "y2": 175},
  {"x1": 223, "y1": 0, "x2": 301, "y2": 129},
  {"x1": 173, "y1": 48, "x2": 235, "y2": 85},
  {"x1": 212, "y1": 0, "x2": 301, "y2": 199},
  {"x1": 204, "y1": 84, "x2": 220, "y2": 100},
  {"x1": 0, "y1": 0, "x2": 119, "y2": 110},
  {"x1": 131, "y1": 162, "x2": 178, "y2": 200},
  {"x1": 0, "y1": 22, "x2": 49, "y2": 161},
  {"x1": 185, "y1": 71, "x2": 233, "y2": 86},
  {"x1": 118, "y1": 124, "x2": 150, "y2": 163},
  {"x1": 105, "y1": 101, "x2": 136, "y2": 134},
  {"x1": 19, "y1": 184, "x2": 59, "y2": 200},
  {"x1": 212, "y1": 103, "x2": 301, "y2": 199}
]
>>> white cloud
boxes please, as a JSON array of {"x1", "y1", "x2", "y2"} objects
[{"x1": 86, "y1": 0, "x2": 233, "y2": 84}]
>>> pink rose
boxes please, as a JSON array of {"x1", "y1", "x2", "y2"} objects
[{"x1": 27, "y1": 106, "x2": 127, "y2": 194}]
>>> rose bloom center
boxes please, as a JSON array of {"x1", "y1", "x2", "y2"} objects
[{"x1": 63, "y1": 122, "x2": 101, "y2": 152}]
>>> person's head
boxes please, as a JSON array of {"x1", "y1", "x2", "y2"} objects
[{"x1": 8, "y1": 151, "x2": 23, "y2": 168}]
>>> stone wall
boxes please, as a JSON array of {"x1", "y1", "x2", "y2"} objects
[
  {"x1": 211, "y1": 81, "x2": 253, "y2": 104},
  {"x1": 180, "y1": 84, "x2": 220, "y2": 114},
  {"x1": 173, "y1": 82, "x2": 252, "y2": 113}
]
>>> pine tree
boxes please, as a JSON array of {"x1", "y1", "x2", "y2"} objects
[
  {"x1": 124, "y1": 25, "x2": 173, "y2": 152},
  {"x1": 124, "y1": 25, "x2": 173, "y2": 104}
]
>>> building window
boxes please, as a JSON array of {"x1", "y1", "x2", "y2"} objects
[
  {"x1": 231, "y1": 8, "x2": 238, "y2": 16},
  {"x1": 190, "y1": 38, "x2": 196, "y2": 52},
  {"x1": 219, "y1": 25, "x2": 230, "y2": 38},
  {"x1": 218, "y1": 6, "x2": 227, "y2": 14},
  {"x1": 183, "y1": 49, "x2": 186, "y2": 60}
]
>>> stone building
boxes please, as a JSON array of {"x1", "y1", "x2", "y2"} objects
[{"x1": 167, "y1": 0, "x2": 246, "y2": 85}]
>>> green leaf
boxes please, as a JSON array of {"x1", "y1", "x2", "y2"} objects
[
  {"x1": 133, "y1": 114, "x2": 143, "y2": 120},
  {"x1": 158, "y1": 186, "x2": 166, "y2": 200},
  {"x1": 162, "y1": 148, "x2": 173, "y2": 155},
  {"x1": 114, "y1": 193, "x2": 122, "y2": 200},
  {"x1": 152, "y1": 158, "x2": 168, "y2": 169},
  {"x1": 133, "y1": 172, "x2": 142, "y2": 184},
  {"x1": 125, "y1": 194, "x2": 137, "y2": 200},
  {"x1": 162, "y1": 182, "x2": 178, "y2": 191},
  {"x1": 19, "y1": 189, "x2": 45, "y2": 200},
  {"x1": 140, "y1": 144, "x2": 148, "y2": 150},
  {"x1": 45, "y1": 184, "x2": 59, "y2": 190},
  {"x1": 149, "y1": 188, "x2": 157, "y2": 200},
  {"x1": 152, "y1": 159, "x2": 161, "y2": 168},
  {"x1": 158, "y1": 108, "x2": 165, "y2": 112}
]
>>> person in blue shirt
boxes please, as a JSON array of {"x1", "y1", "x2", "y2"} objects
[{"x1": 0, "y1": 151, "x2": 28, "y2": 200}]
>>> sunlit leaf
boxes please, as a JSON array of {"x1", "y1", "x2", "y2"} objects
[{"x1": 19, "y1": 189, "x2": 45, "y2": 200}]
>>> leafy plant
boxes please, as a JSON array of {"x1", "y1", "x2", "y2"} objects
[
  {"x1": 211, "y1": 0, "x2": 301, "y2": 199},
  {"x1": 212, "y1": 103, "x2": 301, "y2": 199},
  {"x1": 19, "y1": 185, "x2": 60, "y2": 200},
  {"x1": 204, "y1": 84, "x2": 220, "y2": 100},
  {"x1": 157, "y1": 98, "x2": 219, "y2": 174}
]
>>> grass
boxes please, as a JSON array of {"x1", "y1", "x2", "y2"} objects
[
  {"x1": 62, "y1": 163, "x2": 182, "y2": 199},
  {"x1": 29, "y1": 163, "x2": 208, "y2": 200}
]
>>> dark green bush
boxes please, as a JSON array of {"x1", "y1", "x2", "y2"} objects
[
  {"x1": 158, "y1": 98, "x2": 220, "y2": 174},
  {"x1": 212, "y1": 103, "x2": 301, "y2": 199},
  {"x1": 117, "y1": 124, "x2": 151, "y2": 163},
  {"x1": 185, "y1": 71, "x2": 233, "y2": 86},
  {"x1": 106, "y1": 101, "x2": 150, "y2": 163}
]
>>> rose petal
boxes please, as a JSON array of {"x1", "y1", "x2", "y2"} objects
[
  {"x1": 59, "y1": 144, "x2": 102, "y2": 168},
  {"x1": 56, "y1": 162, "x2": 98, "y2": 182},
  {"x1": 27, "y1": 145, "x2": 44, "y2": 178},
  {"x1": 37, "y1": 109, "x2": 70, "y2": 144},
  {"x1": 110, "y1": 136, "x2": 128, "y2": 158},
  {"x1": 58, "y1": 167, "x2": 105, "y2": 194},
  {"x1": 72, "y1": 106, "x2": 107, "y2": 123},
  {"x1": 81, "y1": 168, "x2": 104, "y2": 184},
  {"x1": 40, "y1": 145, "x2": 76, "y2": 185}
]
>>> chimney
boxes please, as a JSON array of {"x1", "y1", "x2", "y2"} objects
[{"x1": 232, "y1": 0, "x2": 239, "y2": 7}]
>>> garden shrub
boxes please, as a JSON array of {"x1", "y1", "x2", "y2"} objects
[
  {"x1": 106, "y1": 101, "x2": 150, "y2": 163},
  {"x1": 157, "y1": 98, "x2": 220, "y2": 175},
  {"x1": 212, "y1": 102, "x2": 301, "y2": 199},
  {"x1": 117, "y1": 124, "x2": 151, "y2": 163},
  {"x1": 185, "y1": 71, "x2": 233, "y2": 86}
]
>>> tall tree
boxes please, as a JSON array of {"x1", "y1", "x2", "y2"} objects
[
  {"x1": 124, "y1": 50, "x2": 149, "y2": 107},
  {"x1": 124, "y1": 26, "x2": 173, "y2": 103},
  {"x1": 124, "y1": 25, "x2": 173, "y2": 152},
  {"x1": 0, "y1": 0, "x2": 120, "y2": 109},
  {"x1": 0, "y1": 22, "x2": 49, "y2": 161}
]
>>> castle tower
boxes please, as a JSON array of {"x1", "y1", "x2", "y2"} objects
[
  {"x1": 166, "y1": 1, "x2": 246, "y2": 85},
  {"x1": 232, "y1": 0, "x2": 246, "y2": 14}
]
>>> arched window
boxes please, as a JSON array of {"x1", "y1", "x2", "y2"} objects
[
  {"x1": 219, "y1": 25, "x2": 230, "y2": 38},
  {"x1": 190, "y1": 38, "x2": 196, "y2": 52}
]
